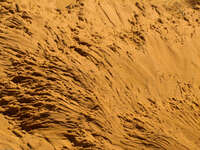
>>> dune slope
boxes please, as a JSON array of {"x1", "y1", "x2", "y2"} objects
[{"x1": 0, "y1": 0, "x2": 200, "y2": 149}]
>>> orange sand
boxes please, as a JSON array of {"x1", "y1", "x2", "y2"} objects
[{"x1": 0, "y1": 0, "x2": 200, "y2": 149}]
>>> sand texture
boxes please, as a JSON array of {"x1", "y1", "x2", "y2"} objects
[{"x1": 0, "y1": 0, "x2": 200, "y2": 149}]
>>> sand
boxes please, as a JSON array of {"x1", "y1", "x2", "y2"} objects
[{"x1": 0, "y1": 0, "x2": 200, "y2": 149}]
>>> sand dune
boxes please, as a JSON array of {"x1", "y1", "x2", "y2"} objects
[{"x1": 0, "y1": 0, "x2": 200, "y2": 149}]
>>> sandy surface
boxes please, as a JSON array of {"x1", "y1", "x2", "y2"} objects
[{"x1": 0, "y1": 0, "x2": 200, "y2": 149}]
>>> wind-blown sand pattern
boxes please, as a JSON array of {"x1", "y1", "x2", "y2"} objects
[{"x1": 0, "y1": 0, "x2": 200, "y2": 149}]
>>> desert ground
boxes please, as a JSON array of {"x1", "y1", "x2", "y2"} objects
[{"x1": 0, "y1": 0, "x2": 200, "y2": 149}]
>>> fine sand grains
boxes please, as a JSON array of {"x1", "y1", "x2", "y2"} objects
[{"x1": 0, "y1": 0, "x2": 200, "y2": 149}]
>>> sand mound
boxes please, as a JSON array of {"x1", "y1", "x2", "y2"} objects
[{"x1": 0, "y1": 0, "x2": 200, "y2": 149}]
